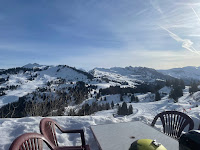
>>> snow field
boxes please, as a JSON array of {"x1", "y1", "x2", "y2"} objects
[{"x1": 1, "y1": 95, "x2": 199, "y2": 150}]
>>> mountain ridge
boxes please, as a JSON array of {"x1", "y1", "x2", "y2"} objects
[{"x1": 0, "y1": 63, "x2": 199, "y2": 118}]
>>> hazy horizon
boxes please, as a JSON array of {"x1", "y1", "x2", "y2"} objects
[{"x1": 1, "y1": 62, "x2": 200, "y2": 71}]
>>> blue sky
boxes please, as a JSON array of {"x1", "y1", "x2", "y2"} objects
[{"x1": 0, "y1": 0, "x2": 200, "y2": 70}]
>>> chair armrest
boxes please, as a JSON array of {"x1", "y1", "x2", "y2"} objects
[
  {"x1": 61, "y1": 129, "x2": 84, "y2": 134},
  {"x1": 57, "y1": 127, "x2": 86, "y2": 146},
  {"x1": 151, "y1": 114, "x2": 159, "y2": 127}
]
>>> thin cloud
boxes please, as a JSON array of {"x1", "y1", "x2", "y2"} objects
[
  {"x1": 135, "y1": 9, "x2": 148, "y2": 16},
  {"x1": 150, "y1": 0, "x2": 163, "y2": 14},
  {"x1": 189, "y1": 34, "x2": 200, "y2": 37},
  {"x1": 190, "y1": 4, "x2": 200, "y2": 24},
  {"x1": 160, "y1": 26, "x2": 200, "y2": 55},
  {"x1": 176, "y1": 2, "x2": 200, "y2": 6}
]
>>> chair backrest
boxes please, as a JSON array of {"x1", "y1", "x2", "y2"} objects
[
  {"x1": 40, "y1": 118, "x2": 90, "y2": 150},
  {"x1": 40, "y1": 118, "x2": 63, "y2": 147},
  {"x1": 9, "y1": 133, "x2": 56, "y2": 150},
  {"x1": 151, "y1": 111, "x2": 194, "y2": 139}
]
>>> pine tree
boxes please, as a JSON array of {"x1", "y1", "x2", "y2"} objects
[
  {"x1": 189, "y1": 81, "x2": 198, "y2": 94},
  {"x1": 135, "y1": 96, "x2": 139, "y2": 103},
  {"x1": 117, "y1": 105, "x2": 121, "y2": 115},
  {"x1": 104, "y1": 97, "x2": 107, "y2": 101},
  {"x1": 179, "y1": 79, "x2": 185, "y2": 89},
  {"x1": 111, "y1": 101, "x2": 114, "y2": 109},
  {"x1": 120, "y1": 94, "x2": 123, "y2": 101},
  {"x1": 155, "y1": 91, "x2": 161, "y2": 101},
  {"x1": 91, "y1": 102, "x2": 98, "y2": 113},
  {"x1": 128, "y1": 105, "x2": 133, "y2": 115},
  {"x1": 169, "y1": 85, "x2": 183, "y2": 102},
  {"x1": 96, "y1": 93, "x2": 100, "y2": 99},
  {"x1": 68, "y1": 109, "x2": 76, "y2": 116},
  {"x1": 131, "y1": 95, "x2": 135, "y2": 102},
  {"x1": 83, "y1": 103, "x2": 90, "y2": 115},
  {"x1": 121, "y1": 102, "x2": 128, "y2": 115},
  {"x1": 105, "y1": 103, "x2": 110, "y2": 110}
]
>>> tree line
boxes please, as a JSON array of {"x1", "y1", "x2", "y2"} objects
[
  {"x1": 0, "y1": 81, "x2": 90, "y2": 118},
  {"x1": 117, "y1": 102, "x2": 133, "y2": 115}
]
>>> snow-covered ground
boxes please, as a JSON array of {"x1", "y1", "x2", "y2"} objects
[
  {"x1": 0, "y1": 65, "x2": 89, "y2": 107},
  {"x1": 0, "y1": 94, "x2": 199, "y2": 150},
  {"x1": 0, "y1": 65, "x2": 200, "y2": 149}
]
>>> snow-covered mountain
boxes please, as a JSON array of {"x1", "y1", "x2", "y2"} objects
[
  {"x1": 0, "y1": 64, "x2": 200, "y2": 118},
  {"x1": 91, "y1": 66, "x2": 175, "y2": 87},
  {"x1": 0, "y1": 64, "x2": 200, "y2": 150},
  {"x1": 0, "y1": 65, "x2": 175, "y2": 108},
  {"x1": 93, "y1": 66, "x2": 200, "y2": 85},
  {"x1": 158, "y1": 66, "x2": 200, "y2": 81},
  {"x1": 23, "y1": 63, "x2": 45, "y2": 69},
  {"x1": 0, "y1": 64, "x2": 92, "y2": 107},
  {"x1": 1, "y1": 64, "x2": 200, "y2": 109}
]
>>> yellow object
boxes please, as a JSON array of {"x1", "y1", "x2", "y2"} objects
[{"x1": 129, "y1": 139, "x2": 167, "y2": 150}]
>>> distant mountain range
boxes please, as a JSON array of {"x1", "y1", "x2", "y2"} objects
[
  {"x1": 158, "y1": 66, "x2": 200, "y2": 81},
  {"x1": 0, "y1": 63, "x2": 200, "y2": 117},
  {"x1": 1, "y1": 64, "x2": 199, "y2": 83},
  {"x1": 91, "y1": 66, "x2": 175, "y2": 87},
  {"x1": 22, "y1": 63, "x2": 45, "y2": 69},
  {"x1": 96, "y1": 65, "x2": 195, "y2": 82}
]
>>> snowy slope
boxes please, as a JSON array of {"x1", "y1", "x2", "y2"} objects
[
  {"x1": 92, "y1": 66, "x2": 173, "y2": 88},
  {"x1": 2, "y1": 64, "x2": 199, "y2": 107},
  {"x1": 0, "y1": 65, "x2": 200, "y2": 150},
  {"x1": 159, "y1": 66, "x2": 200, "y2": 81},
  {"x1": 0, "y1": 65, "x2": 91, "y2": 107},
  {"x1": 0, "y1": 91, "x2": 200, "y2": 150},
  {"x1": 0, "y1": 74, "x2": 45, "y2": 106}
]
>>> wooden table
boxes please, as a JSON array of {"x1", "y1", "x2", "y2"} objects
[{"x1": 91, "y1": 121, "x2": 178, "y2": 150}]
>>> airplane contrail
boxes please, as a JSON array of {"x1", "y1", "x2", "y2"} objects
[
  {"x1": 190, "y1": 4, "x2": 200, "y2": 23},
  {"x1": 160, "y1": 26, "x2": 200, "y2": 55}
]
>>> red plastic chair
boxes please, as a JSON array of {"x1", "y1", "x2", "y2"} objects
[
  {"x1": 151, "y1": 111, "x2": 194, "y2": 139},
  {"x1": 40, "y1": 118, "x2": 90, "y2": 150},
  {"x1": 9, "y1": 133, "x2": 56, "y2": 150}
]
